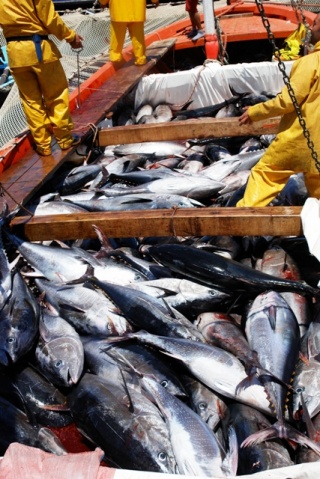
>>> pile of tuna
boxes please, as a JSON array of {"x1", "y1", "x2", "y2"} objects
[
  {"x1": 0, "y1": 92, "x2": 317, "y2": 474},
  {"x1": 1, "y1": 206, "x2": 320, "y2": 475},
  {"x1": 23, "y1": 92, "x2": 307, "y2": 217}
]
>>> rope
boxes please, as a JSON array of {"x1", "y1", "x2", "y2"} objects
[{"x1": 0, "y1": 182, "x2": 34, "y2": 217}]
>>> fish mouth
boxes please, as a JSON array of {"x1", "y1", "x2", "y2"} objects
[
  {"x1": 67, "y1": 367, "x2": 82, "y2": 386},
  {"x1": 0, "y1": 349, "x2": 13, "y2": 367}
]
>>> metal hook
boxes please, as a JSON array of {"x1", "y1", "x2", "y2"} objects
[{"x1": 72, "y1": 47, "x2": 84, "y2": 109}]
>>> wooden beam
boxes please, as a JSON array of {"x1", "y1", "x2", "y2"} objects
[
  {"x1": 11, "y1": 206, "x2": 302, "y2": 242},
  {"x1": 98, "y1": 117, "x2": 280, "y2": 146}
]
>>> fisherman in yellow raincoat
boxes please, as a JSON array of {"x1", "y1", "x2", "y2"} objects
[
  {"x1": 0, "y1": 0, "x2": 83, "y2": 156},
  {"x1": 237, "y1": 14, "x2": 320, "y2": 207},
  {"x1": 99, "y1": 0, "x2": 159, "y2": 66}
]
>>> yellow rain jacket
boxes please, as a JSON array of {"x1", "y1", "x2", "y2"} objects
[
  {"x1": 237, "y1": 41, "x2": 320, "y2": 207},
  {"x1": 100, "y1": 0, "x2": 158, "y2": 65},
  {"x1": 277, "y1": 23, "x2": 307, "y2": 61},
  {"x1": 0, "y1": 0, "x2": 78, "y2": 154},
  {"x1": 0, "y1": 0, "x2": 76, "y2": 68}
]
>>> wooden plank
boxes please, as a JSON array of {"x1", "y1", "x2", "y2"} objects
[
  {"x1": 11, "y1": 206, "x2": 303, "y2": 241},
  {"x1": 98, "y1": 117, "x2": 280, "y2": 146}
]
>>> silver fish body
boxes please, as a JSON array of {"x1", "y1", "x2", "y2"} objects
[
  {"x1": 127, "y1": 277, "x2": 232, "y2": 318},
  {"x1": 258, "y1": 246, "x2": 311, "y2": 338},
  {"x1": 98, "y1": 175, "x2": 225, "y2": 201},
  {"x1": 68, "y1": 373, "x2": 177, "y2": 473},
  {"x1": 245, "y1": 290, "x2": 300, "y2": 421},
  {"x1": 36, "y1": 305, "x2": 84, "y2": 387},
  {"x1": 82, "y1": 336, "x2": 186, "y2": 397},
  {"x1": 181, "y1": 374, "x2": 228, "y2": 431},
  {"x1": 0, "y1": 269, "x2": 39, "y2": 365},
  {"x1": 89, "y1": 278, "x2": 205, "y2": 341},
  {"x1": 227, "y1": 402, "x2": 293, "y2": 475},
  {"x1": 35, "y1": 279, "x2": 133, "y2": 336},
  {"x1": 292, "y1": 321, "x2": 320, "y2": 420},
  {"x1": 116, "y1": 331, "x2": 272, "y2": 415},
  {"x1": 141, "y1": 375, "x2": 231, "y2": 477},
  {"x1": 113, "y1": 141, "x2": 188, "y2": 158}
]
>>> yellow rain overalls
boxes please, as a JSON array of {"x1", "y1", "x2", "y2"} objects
[
  {"x1": 100, "y1": 0, "x2": 158, "y2": 66},
  {"x1": 237, "y1": 41, "x2": 320, "y2": 207},
  {"x1": 0, "y1": 0, "x2": 78, "y2": 155}
]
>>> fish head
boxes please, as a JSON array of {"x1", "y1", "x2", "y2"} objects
[
  {"x1": 153, "y1": 445, "x2": 177, "y2": 474},
  {"x1": 292, "y1": 365, "x2": 320, "y2": 420},
  {"x1": 37, "y1": 338, "x2": 84, "y2": 387},
  {"x1": 0, "y1": 318, "x2": 36, "y2": 364}
]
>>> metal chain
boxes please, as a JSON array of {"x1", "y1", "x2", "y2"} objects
[
  {"x1": 215, "y1": 17, "x2": 229, "y2": 64},
  {"x1": 254, "y1": 0, "x2": 320, "y2": 173}
]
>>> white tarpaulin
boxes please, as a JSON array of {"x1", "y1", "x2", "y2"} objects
[
  {"x1": 1, "y1": 443, "x2": 320, "y2": 479},
  {"x1": 301, "y1": 197, "x2": 320, "y2": 266},
  {"x1": 134, "y1": 60, "x2": 294, "y2": 110}
]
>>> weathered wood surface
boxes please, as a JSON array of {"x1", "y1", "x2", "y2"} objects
[
  {"x1": 98, "y1": 117, "x2": 280, "y2": 146},
  {"x1": 11, "y1": 206, "x2": 303, "y2": 241},
  {"x1": 72, "y1": 38, "x2": 176, "y2": 136},
  {"x1": 0, "y1": 39, "x2": 176, "y2": 213}
]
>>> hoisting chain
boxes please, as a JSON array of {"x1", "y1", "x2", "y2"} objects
[
  {"x1": 215, "y1": 16, "x2": 229, "y2": 64},
  {"x1": 254, "y1": 0, "x2": 320, "y2": 173}
]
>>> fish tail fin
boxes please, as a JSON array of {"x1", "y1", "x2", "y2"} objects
[
  {"x1": 241, "y1": 420, "x2": 320, "y2": 456},
  {"x1": 221, "y1": 426, "x2": 238, "y2": 477}
]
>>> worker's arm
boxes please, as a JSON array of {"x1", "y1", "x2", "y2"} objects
[
  {"x1": 99, "y1": 0, "x2": 109, "y2": 8},
  {"x1": 35, "y1": 0, "x2": 81, "y2": 44},
  {"x1": 247, "y1": 53, "x2": 318, "y2": 122}
]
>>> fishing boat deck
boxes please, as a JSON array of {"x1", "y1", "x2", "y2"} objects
[
  {"x1": 1, "y1": 39, "x2": 176, "y2": 213},
  {"x1": 1, "y1": 1, "x2": 314, "y2": 240}
]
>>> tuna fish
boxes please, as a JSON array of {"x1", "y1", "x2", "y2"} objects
[
  {"x1": 0, "y1": 396, "x2": 67, "y2": 456},
  {"x1": 226, "y1": 402, "x2": 293, "y2": 474},
  {"x1": 147, "y1": 244, "x2": 320, "y2": 297},
  {"x1": 105, "y1": 330, "x2": 273, "y2": 416},
  {"x1": 68, "y1": 373, "x2": 177, "y2": 473},
  {"x1": 35, "y1": 303, "x2": 84, "y2": 387},
  {"x1": 292, "y1": 321, "x2": 320, "y2": 420},
  {"x1": 141, "y1": 375, "x2": 237, "y2": 477},
  {"x1": 88, "y1": 278, "x2": 205, "y2": 341},
  {"x1": 35, "y1": 279, "x2": 133, "y2": 337},
  {"x1": 0, "y1": 269, "x2": 39, "y2": 365},
  {"x1": 243, "y1": 291, "x2": 320, "y2": 455}
]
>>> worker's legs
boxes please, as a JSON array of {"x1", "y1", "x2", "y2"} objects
[
  {"x1": 109, "y1": 21, "x2": 127, "y2": 63},
  {"x1": 186, "y1": 0, "x2": 202, "y2": 37},
  {"x1": 35, "y1": 61, "x2": 74, "y2": 149},
  {"x1": 305, "y1": 173, "x2": 320, "y2": 198},
  {"x1": 189, "y1": 11, "x2": 202, "y2": 31},
  {"x1": 237, "y1": 156, "x2": 294, "y2": 207},
  {"x1": 128, "y1": 22, "x2": 146, "y2": 65},
  {"x1": 11, "y1": 66, "x2": 52, "y2": 155}
]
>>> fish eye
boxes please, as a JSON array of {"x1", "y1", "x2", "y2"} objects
[
  {"x1": 296, "y1": 386, "x2": 305, "y2": 393},
  {"x1": 6, "y1": 337, "x2": 15, "y2": 344},
  {"x1": 198, "y1": 402, "x2": 207, "y2": 411},
  {"x1": 158, "y1": 452, "x2": 167, "y2": 462},
  {"x1": 55, "y1": 360, "x2": 64, "y2": 369},
  {"x1": 160, "y1": 379, "x2": 168, "y2": 388}
]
